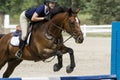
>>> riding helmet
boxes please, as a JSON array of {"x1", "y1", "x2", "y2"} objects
[{"x1": 44, "y1": 0, "x2": 57, "y2": 4}]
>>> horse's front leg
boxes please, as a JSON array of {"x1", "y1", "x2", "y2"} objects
[
  {"x1": 65, "y1": 47, "x2": 76, "y2": 73},
  {"x1": 43, "y1": 48, "x2": 63, "y2": 71},
  {"x1": 53, "y1": 50, "x2": 63, "y2": 72}
]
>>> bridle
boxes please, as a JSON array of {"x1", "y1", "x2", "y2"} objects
[
  {"x1": 44, "y1": 13, "x2": 78, "y2": 63},
  {"x1": 48, "y1": 15, "x2": 76, "y2": 43}
]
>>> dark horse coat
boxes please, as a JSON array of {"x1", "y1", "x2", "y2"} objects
[{"x1": 0, "y1": 6, "x2": 84, "y2": 78}]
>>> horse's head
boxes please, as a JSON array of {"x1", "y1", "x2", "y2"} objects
[
  {"x1": 45, "y1": 6, "x2": 84, "y2": 43},
  {"x1": 62, "y1": 8, "x2": 84, "y2": 43}
]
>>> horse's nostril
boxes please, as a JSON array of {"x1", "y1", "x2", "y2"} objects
[
  {"x1": 74, "y1": 35, "x2": 84, "y2": 43},
  {"x1": 77, "y1": 36, "x2": 84, "y2": 43}
]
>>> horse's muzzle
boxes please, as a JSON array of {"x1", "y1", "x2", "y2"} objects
[{"x1": 74, "y1": 35, "x2": 84, "y2": 43}]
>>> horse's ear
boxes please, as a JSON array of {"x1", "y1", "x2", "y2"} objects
[
  {"x1": 67, "y1": 8, "x2": 80, "y2": 16},
  {"x1": 68, "y1": 8, "x2": 73, "y2": 16},
  {"x1": 75, "y1": 8, "x2": 80, "y2": 14}
]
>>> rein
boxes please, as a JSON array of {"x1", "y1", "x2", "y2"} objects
[
  {"x1": 63, "y1": 35, "x2": 73, "y2": 43},
  {"x1": 50, "y1": 20, "x2": 73, "y2": 43}
]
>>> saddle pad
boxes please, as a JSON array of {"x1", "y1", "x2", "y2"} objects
[
  {"x1": 10, "y1": 32, "x2": 31, "y2": 46},
  {"x1": 10, "y1": 36, "x2": 20, "y2": 46}
]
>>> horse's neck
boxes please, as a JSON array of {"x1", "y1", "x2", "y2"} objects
[
  {"x1": 48, "y1": 14, "x2": 66, "y2": 38},
  {"x1": 32, "y1": 13, "x2": 66, "y2": 39}
]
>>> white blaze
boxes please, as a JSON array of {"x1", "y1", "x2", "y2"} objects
[{"x1": 75, "y1": 17, "x2": 80, "y2": 25}]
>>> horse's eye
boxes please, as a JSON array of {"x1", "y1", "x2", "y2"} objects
[
  {"x1": 70, "y1": 22, "x2": 74, "y2": 24},
  {"x1": 69, "y1": 18, "x2": 75, "y2": 25}
]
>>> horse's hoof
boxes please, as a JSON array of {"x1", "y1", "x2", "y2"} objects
[
  {"x1": 53, "y1": 63, "x2": 62, "y2": 72},
  {"x1": 66, "y1": 65, "x2": 74, "y2": 73}
]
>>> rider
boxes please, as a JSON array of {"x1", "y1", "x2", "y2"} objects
[{"x1": 16, "y1": 0, "x2": 57, "y2": 58}]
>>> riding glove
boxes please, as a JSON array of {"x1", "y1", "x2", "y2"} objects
[{"x1": 44, "y1": 15, "x2": 50, "y2": 21}]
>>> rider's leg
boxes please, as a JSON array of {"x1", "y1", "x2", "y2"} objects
[
  {"x1": 16, "y1": 11, "x2": 29, "y2": 58},
  {"x1": 20, "y1": 11, "x2": 29, "y2": 41}
]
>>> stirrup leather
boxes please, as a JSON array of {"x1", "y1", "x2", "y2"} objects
[{"x1": 15, "y1": 49, "x2": 23, "y2": 58}]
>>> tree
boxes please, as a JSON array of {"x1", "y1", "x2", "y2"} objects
[
  {"x1": 90, "y1": 0, "x2": 119, "y2": 24},
  {"x1": 113, "y1": 0, "x2": 120, "y2": 21},
  {"x1": 0, "y1": 0, "x2": 24, "y2": 15},
  {"x1": 0, "y1": 13, "x2": 4, "y2": 28}
]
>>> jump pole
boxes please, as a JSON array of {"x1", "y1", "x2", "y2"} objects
[{"x1": 111, "y1": 21, "x2": 120, "y2": 80}]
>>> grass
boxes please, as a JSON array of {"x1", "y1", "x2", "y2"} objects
[{"x1": 86, "y1": 33, "x2": 111, "y2": 37}]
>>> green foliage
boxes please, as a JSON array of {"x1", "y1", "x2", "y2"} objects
[
  {"x1": 0, "y1": 0, "x2": 24, "y2": 15},
  {"x1": 0, "y1": 0, "x2": 44, "y2": 15},
  {"x1": 0, "y1": 0, "x2": 120, "y2": 24},
  {"x1": 21, "y1": 0, "x2": 43, "y2": 10},
  {"x1": 90, "y1": 0, "x2": 120, "y2": 24}
]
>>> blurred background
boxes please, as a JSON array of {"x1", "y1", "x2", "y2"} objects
[
  {"x1": 0, "y1": 0, "x2": 120, "y2": 35},
  {"x1": 0, "y1": 0, "x2": 117, "y2": 77}
]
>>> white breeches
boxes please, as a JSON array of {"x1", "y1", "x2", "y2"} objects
[{"x1": 20, "y1": 11, "x2": 29, "y2": 40}]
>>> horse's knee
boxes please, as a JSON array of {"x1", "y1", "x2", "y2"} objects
[
  {"x1": 67, "y1": 48, "x2": 74, "y2": 55},
  {"x1": 56, "y1": 50, "x2": 62, "y2": 57}
]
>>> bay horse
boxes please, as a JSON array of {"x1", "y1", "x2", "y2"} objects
[{"x1": 0, "y1": 6, "x2": 84, "y2": 78}]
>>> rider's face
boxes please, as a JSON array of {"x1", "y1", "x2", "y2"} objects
[{"x1": 49, "y1": 2, "x2": 55, "y2": 9}]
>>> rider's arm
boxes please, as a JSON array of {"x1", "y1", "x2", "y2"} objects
[{"x1": 31, "y1": 12, "x2": 45, "y2": 22}]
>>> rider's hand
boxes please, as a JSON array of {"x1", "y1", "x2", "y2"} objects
[{"x1": 44, "y1": 15, "x2": 50, "y2": 21}]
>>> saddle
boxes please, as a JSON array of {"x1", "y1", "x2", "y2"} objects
[{"x1": 10, "y1": 24, "x2": 33, "y2": 47}]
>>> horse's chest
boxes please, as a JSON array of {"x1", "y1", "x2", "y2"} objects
[
  {"x1": 49, "y1": 43, "x2": 58, "y2": 49},
  {"x1": 39, "y1": 44, "x2": 58, "y2": 60},
  {"x1": 37, "y1": 38, "x2": 62, "y2": 60},
  {"x1": 45, "y1": 39, "x2": 58, "y2": 49},
  {"x1": 38, "y1": 48, "x2": 56, "y2": 60}
]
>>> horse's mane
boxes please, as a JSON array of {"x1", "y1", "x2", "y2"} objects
[{"x1": 49, "y1": 6, "x2": 69, "y2": 18}]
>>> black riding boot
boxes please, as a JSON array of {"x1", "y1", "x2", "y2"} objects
[{"x1": 15, "y1": 39, "x2": 26, "y2": 58}]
